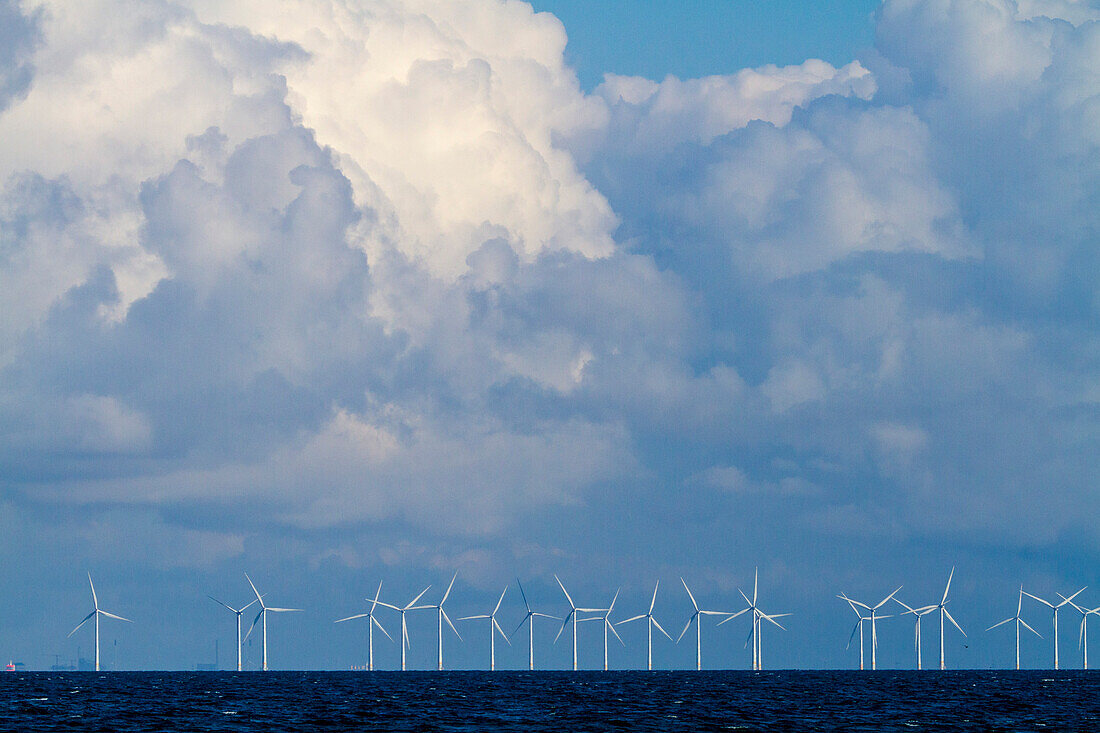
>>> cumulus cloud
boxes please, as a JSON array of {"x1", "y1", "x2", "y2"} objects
[{"x1": 1, "y1": 0, "x2": 1099, "y2": 594}]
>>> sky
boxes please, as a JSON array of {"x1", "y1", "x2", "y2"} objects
[{"x1": 1, "y1": 0, "x2": 1099, "y2": 672}]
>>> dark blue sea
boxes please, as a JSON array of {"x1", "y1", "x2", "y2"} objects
[{"x1": 2, "y1": 671, "x2": 1097, "y2": 731}]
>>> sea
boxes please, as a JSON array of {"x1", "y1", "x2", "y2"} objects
[{"x1": 2, "y1": 670, "x2": 1097, "y2": 731}]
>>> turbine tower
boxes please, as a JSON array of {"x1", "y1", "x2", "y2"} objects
[
  {"x1": 894, "y1": 598, "x2": 936, "y2": 670},
  {"x1": 68, "y1": 573, "x2": 131, "y2": 672},
  {"x1": 933, "y1": 568, "x2": 966, "y2": 670},
  {"x1": 987, "y1": 585, "x2": 1041, "y2": 670},
  {"x1": 838, "y1": 588, "x2": 900, "y2": 671},
  {"x1": 1022, "y1": 587, "x2": 1085, "y2": 670},
  {"x1": 244, "y1": 573, "x2": 302, "y2": 671},
  {"x1": 616, "y1": 580, "x2": 673, "y2": 671},
  {"x1": 459, "y1": 586, "x2": 511, "y2": 671},
  {"x1": 335, "y1": 581, "x2": 393, "y2": 671},
  {"x1": 677, "y1": 578, "x2": 738, "y2": 671},
  {"x1": 427, "y1": 574, "x2": 462, "y2": 671},
  {"x1": 392, "y1": 586, "x2": 432, "y2": 671},
  {"x1": 513, "y1": 580, "x2": 559, "y2": 671},
  {"x1": 207, "y1": 594, "x2": 259, "y2": 671},
  {"x1": 553, "y1": 576, "x2": 606, "y2": 671}
]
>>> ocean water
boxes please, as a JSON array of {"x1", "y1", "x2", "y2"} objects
[{"x1": 2, "y1": 670, "x2": 1097, "y2": 731}]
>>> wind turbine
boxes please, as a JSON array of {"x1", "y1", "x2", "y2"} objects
[
  {"x1": 616, "y1": 581, "x2": 673, "y2": 671},
  {"x1": 459, "y1": 586, "x2": 511, "y2": 671},
  {"x1": 987, "y1": 585, "x2": 1041, "y2": 670},
  {"x1": 512, "y1": 580, "x2": 559, "y2": 671},
  {"x1": 838, "y1": 588, "x2": 900, "y2": 671},
  {"x1": 553, "y1": 576, "x2": 607, "y2": 671},
  {"x1": 1057, "y1": 592, "x2": 1094, "y2": 670},
  {"x1": 426, "y1": 574, "x2": 462, "y2": 671},
  {"x1": 720, "y1": 569, "x2": 789, "y2": 670},
  {"x1": 1022, "y1": 587, "x2": 1085, "y2": 670},
  {"x1": 893, "y1": 598, "x2": 937, "y2": 670},
  {"x1": 334, "y1": 581, "x2": 393, "y2": 671},
  {"x1": 68, "y1": 573, "x2": 131, "y2": 672},
  {"x1": 933, "y1": 568, "x2": 966, "y2": 670},
  {"x1": 677, "y1": 578, "x2": 740, "y2": 671},
  {"x1": 390, "y1": 586, "x2": 432, "y2": 671},
  {"x1": 244, "y1": 573, "x2": 302, "y2": 671},
  {"x1": 580, "y1": 589, "x2": 624, "y2": 671},
  {"x1": 207, "y1": 594, "x2": 260, "y2": 671}
]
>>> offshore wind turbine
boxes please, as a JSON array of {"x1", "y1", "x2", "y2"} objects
[
  {"x1": 933, "y1": 568, "x2": 966, "y2": 670},
  {"x1": 616, "y1": 580, "x2": 673, "y2": 671},
  {"x1": 894, "y1": 598, "x2": 937, "y2": 670},
  {"x1": 459, "y1": 586, "x2": 510, "y2": 671},
  {"x1": 390, "y1": 586, "x2": 432, "y2": 671},
  {"x1": 68, "y1": 573, "x2": 131, "y2": 672},
  {"x1": 1057, "y1": 592, "x2": 1094, "y2": 670},
  {"x1": 1022, "y1": 587, "x2": 1085, "y2": 670},
  {"x1": 208, "y1": 594, "x2": 260, "y2": 671},
  {"x1": 553, "y1": 576, "x2": 607, "y2": 671},
  {"x1": 838, "y1": 588, "x2": 900, "y2": 671},
  {"x1": 244, "y1": 573, "x2": 302, "y2": 671},
  {"x1": 427, "y1": 574, "x2": 462, "y2": 671},
  {"x1": 721, "y1": 569, "x2": 788, "y2": 670},
  {"x1": 677, "y1": 578, "x2": 739, "y2": 671},
  {"x1": 580, "y1": 589, "x2": 623, "y2": 671},
  {"x1": 512, "y1": 580, "x2": 559, "y2": 671},
  {"x1": 987, "y1": 585, "x2": 1041, "y2": 670},
  {"x1": 334, "y1": 581, "x2": 393, "y2": 672}
]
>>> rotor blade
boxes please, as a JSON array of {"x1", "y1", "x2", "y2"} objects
[
  {"x1": 652, "y1": 617, "x2": 674, "y2": 641},
  {"x1": 1019, "y1": 618, "x2": 1042, "y2": 638},
  {"x1": 738, "y1": 588, "x2": 753, "y2": 608},
  {"x1": 403, "y1": 616, "x2": 410, "y2": 650},
  {"x1": 681, "y1": 578, "x2": 699, "y2": 612},
  {"x1": 373, "y1": 580, "x2": 384, "y2": 606},
  {"x1": 493, "y1": 586, "x2": 508, "y2": 616},
  {"x1": 649, "y1": 580, "x2": 659, "y2": 615},
  {"x1": 208, "y1": 595, "x2": 236, "y2": 613},
  {"x1": 88, "y1": 572, "x2": 98, "y2": 610},
  {"x1": 244, "y1": 573, "x2": 263, "y2": 606},
  {"x1": 608, "y1": 587, "x2": 620, "y2": 614},
  {"x1": 1017, "y1": 586, "x2": 1023, "y2": 616},
  {"x1": 839, "y1": 594, "x2": 871, "y2": 612},
  {"x1": 555, "y1": 575, "x2": 575, "y2": 609},
  {"x1": 753, "y1": 567, "x2": 758, "y2": 605},
  {"x1": 266, "y1": 607, "x2": 302, "y2": 613},
  {"x1": 553, "y1": 612, "x2": 572, "y2": 644},
  {"x1": 68, "y1": 610, "x2": 96, "y2": 638},
  {"x1": 517, "y1": 579, "x2": 532, "y2": 614},
  {"x1": 617, "y1": 615, "x2": 647, "y2": 625},
  {"x1": 743, "y1": 625, "x2": 753, "y2": 649},
  {"x1": 533, "y1": 613, "x2": 561, "y2": 620},
  {"x1": 493, "y1": 618, "x2": 511, "y2": 645},
  {"x1": 941, "y1": 567, "x2": 954, "y2": 605},
  {"x1": 375, "y1": 601, "x2": 400, "y2": 611},
  {"x1": 894, "y1": 598, "x2": 916, "y2": 614},
  {"x1": 986, "y1": 617, "x2": 1013, "y2": 631},
  {"x1": 406, "y1": 586, "x2": 431, "y2": 610},
  {"x1": 372, "y1": 615, "x2": 394, "y2": 643},
  {"x1": 1022, "y1": 590, "x2": 1054, "y2": 609},
  {"x1": 442, "y1": 609, "x2": 462, "y2": 641},
  {"x1": 846, "y1": 618, "x2": 861, "y2": 650},
  {"x1": 608, "y1": 619, "x2": 625, "y2": 647},
  {"x1": 875, "y1": 587, "x2": 903, "y2": 610},
  {"x1": 457, "y1": 615, "x2": 490, "y2": 621},
  {"x1": 677, "y1": 616, "x2": 694, "y2": 644},
  {"x1": 335, "y1": 613, "x2": 370, "y2": 623},
  {"x1": 98, "y1": 610, "x2": 131, "y2": 623},
  {"x1": 761, "y1": 614, "x2": 787, "y2": 631},
  {"x1": 441, "y1": 573, "x2": 457, "y2": 605},
  {"x1": 244, "y1": 608, "x2": 264, "y2": 642},
  {"x1": 1061, "y1": 587, "x2": 1087, "y2": 606},
  {"x1": 944, "y1": 608, "x2": 966, "y2": 637},
  {"x1": 241, "y1": 597, "x2": 260, "y2": 612},
  {"x1": 513, "y1": 613, "x2": 532, "y2": 636}
]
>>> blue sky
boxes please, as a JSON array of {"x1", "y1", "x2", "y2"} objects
[{"x1": 1, "y1": 0, "x2": 1100, "y2": 672}]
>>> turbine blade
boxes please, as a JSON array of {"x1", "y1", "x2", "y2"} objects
[
  {"x1": 88, "y1": 572, "x2": 98, "y2": 610},
  {"x1": 652, "y1": 617, "x2": 674, "y2": 641},
  {"x1": 372, "y1": 616, "x2": 394, "y2": 643},
  {"x1": 266, "y1": 607, "x2": 302, "y2": 613},
  {"x1": 681, "y1": 578, "x2": 699, "y2": 612},
  {"x1": 553, "y1": 613, "x2": 571, "y2": 645},
  {"x1": 517, "y1": 579, "x2": 532, "y2": 614},
  {"x1": 753, "y1": 567, "x2": 759, "y2": 606},
  {"x1": 944, "y1": 608, "x2": 966, "y2": 637},
  {"x1": 555, "y1": 575, "x2": 576, "y2": 609},
  {"x1": 649, "y1": 580, "x2": 659, "y2": 615},
  {"x1": 738, "y1": 588, "x2": 753, "y2": 608},
  {"x1": 1022, "y1": 591, "x2": 1054, "y2": 608},
  {"x1": 617, "y1": 615, "x2": 646, "y2": 625},
  {"x1": 1062, "y1": 587, "x2": 1088, "y2": 606},
  {"x1": 241, "y1": 597, "x2": 260, "y2": 612},
  {"x1": 494, "y1": 618, "x2": 511, "y2": 645},
  {"x1": 335, "y1": 613, "x2": 370, "y2": 623},
  {"x1": 443, "y1": 609, "x2": 462, "y2": 640},
  {"x1": 68, "y1": 610, "x2": 96, "y2": 638},
  {"x1": 98, "y1": 610, "x2": 132, "y2": 623},
  {"x1": 677, "y1": 616, "x2": 694, "y2": 643},
  {"x1": 986, "y1": 617, "x2": 1013, "y2": 631},
  {"x1": 876, "y1": 587, "x2": 903, "y2": 610},
  {"x1": 513, "y1": 613, "x2": 532, "y2": 636},
  {"x1": 762, "y1": 614, "x2": 787, "y2": 631},
  {"x1": 457, "y1": 615, "x2": 489, "y2": 621},
  {"x1": 608, "y1": 619, "x2": 625, "y2": 646},
  {"x1": 244, "y1": 573, "x2": 263, "y2": 606},
  {"x1": 373, "y1": 580, "x2": 384, "y2": 606},
  {"x1": 207, "y1": 595, "x2": 236, "y2": 613},
  {"x1": 1019, "y1": 618, "x2": 1042, "y2": 638},
  {"x1": 941, "y1": 567, "x2": 954, "y2": 605},
  {"x1": 894, "y1": 598, "x2": 916, "y2": 614},
  {"x1": 493, "y1": 586, "x2": 508, "y2": 616},
  {"x1": 846, "y1": 618, "x2": 861, "y2": 650},
  {"x1": 608, "y1": 587, "x2": 620, "y2": 614},
  {"x1": 406, "y1": 586, "x2": 431, "y2": 609},
  {"x1": 441, "y1": 573, "x2": 457, "y2": 605},
  {"x1": 244, "y1": 608, "x2": 264, "y2": 642}
]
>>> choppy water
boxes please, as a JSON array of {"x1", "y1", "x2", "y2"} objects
[{"x1": 2, "y1": 670, "x2": 1097, "y2": 731}]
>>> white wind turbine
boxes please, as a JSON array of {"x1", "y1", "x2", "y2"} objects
[
  {"x1": 459, "y1": 586, "x2": 511, "y2": 671},
  {"x1": 244, "y1": 573, "x2": 302, "y2": 671},
  {"x1": 426, "y1": 574, "x2": 462, "y2": 671},
  {"x1": 932, "y1": 568, "x2": 966, "y2": 670},
  {"x1": 512, "y1": 580, "x2": 559, "y2": 671},
  {"x1": 208, "y1": 594, "x2": 260, "y2": 671},
  {"x1": 68, "y1": 573, "x2": 131, "y2": 672},
  {"x1": 553, "y1": 576, "x2": 608, "y2": 671},
  {"x1": 334, "y1": 581, "x2": 393, "y2": 671},
  {"x1": 838, "y1": 587, "x2": 900, "y2": 671},
  {"x1": 1022, "y1": 587, "x2": 1085, "y2": 670},
  {"x1": 893, "y1": 598, "x2": 937, "y2": 670},
  {"x1": 987, "y1": 585, "x2": 1041, "y2": 670},
  {"x1": 1057, "y1": 592, "x2": 1095, "y2": 670},
  {"x1": 389, "y1": 586, "x2": 432, "y2": 671},
  {"x1": 677, "y1": 578, "x2": 739, "y2": 671},
  {"x1": 616, "y1": 581, "x2": 673, "y2": 671},
  {"x1": 580, "y1": 589, "x2": 624, "y2": 671},
  {"x1": 720, "y1": 569, "x2": 788, "y2": 670}
]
